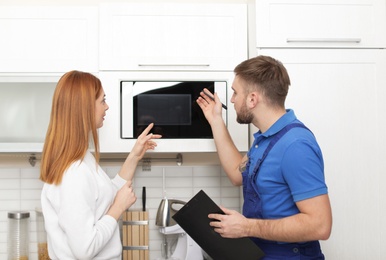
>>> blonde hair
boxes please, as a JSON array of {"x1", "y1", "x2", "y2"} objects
[{"x1": 40, "y1": 71, "x2": 102, "y2": 185}]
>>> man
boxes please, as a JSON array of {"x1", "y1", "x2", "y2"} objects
[{"x1": 196, "y1": 55, "x2": 332, "y2": 259}]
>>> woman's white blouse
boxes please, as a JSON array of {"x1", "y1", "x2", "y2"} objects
[{"x1": 41, "y1": 151, "x2": 126, "y2": 260}]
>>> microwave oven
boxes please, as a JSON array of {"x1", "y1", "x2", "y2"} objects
[{"x1": 98, "y1": 71, "x2": 248, "y2": 153}]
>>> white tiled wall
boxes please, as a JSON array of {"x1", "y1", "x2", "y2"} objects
[{"x1": 0, "y1": 161, "x2": 241, "y2": 260}]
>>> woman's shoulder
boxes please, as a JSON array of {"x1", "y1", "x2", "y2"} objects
[
  {"x1": 68, "y1": 151, "x2": 96, "y2": 170},
  {"x1": 63, "y1": 154, "x2": 97, "y2": 182}
]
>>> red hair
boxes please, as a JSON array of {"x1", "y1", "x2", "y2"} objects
[{"x1": 40, "y1": 71, "x2": 102, "y2": 185}]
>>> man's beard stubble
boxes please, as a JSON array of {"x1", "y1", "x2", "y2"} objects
[{"x1": 236, "y1": 103, "x2": 253, "y2": 124}]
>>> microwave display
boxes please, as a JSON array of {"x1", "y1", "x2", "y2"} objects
[
  {"x1": 121, "y1": 81, "x2": 227, "y2": 139},
  {"x1": 137, "y1": 94, "x2": 192, "y2": 126}
]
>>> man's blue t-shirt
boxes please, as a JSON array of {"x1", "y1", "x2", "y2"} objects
[{"x1": 247, "y1": 109, "x2": 328, "y2": 219}]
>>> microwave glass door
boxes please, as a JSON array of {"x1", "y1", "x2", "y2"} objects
[{"x1": 121, "y1": 81, "x2": 227, "y2": 139}]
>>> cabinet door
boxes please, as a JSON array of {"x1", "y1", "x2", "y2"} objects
[
  {"x1": 99, "y1": 3, "x2": 247, "y2": 71},
  {"x1": 255, "y1": 0, "x2": 386, "y2": 48},
  {"x1": 0, "y1": 7, "x2": 98, "y2": 73},
  {"x1": 0, "y1": 75, "x2": 60, "y2": 152},
  {"x1": 254, "y1": 49, "x2": 386, "y2": 259}
]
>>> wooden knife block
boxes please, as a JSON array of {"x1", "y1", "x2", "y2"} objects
[{"x1": 122, "y1": 210, "x2": 149, "y2": 260}]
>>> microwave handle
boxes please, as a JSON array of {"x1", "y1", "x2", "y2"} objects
[{"x1": 121, "y1": 82, "x2": 134, "y2": 138}]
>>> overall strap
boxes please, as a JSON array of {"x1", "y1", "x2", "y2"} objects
[{"x1": 252, "y1": 123, "x2": 310, "y2": 181}]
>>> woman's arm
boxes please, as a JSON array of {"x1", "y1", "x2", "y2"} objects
[{"x1": 118, "y1": 123, "x2": 162, "y2": 181}]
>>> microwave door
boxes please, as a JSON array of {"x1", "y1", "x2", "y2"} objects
[
  {"x1": 121, "y1": 81, "x2": 184, "y2": 138},
  {"x1": 214, "y1": 81, "x2": 228, "y2": 126},
  {"x1": 121, "y1": 81, "x2": 226, "y2": 139}
]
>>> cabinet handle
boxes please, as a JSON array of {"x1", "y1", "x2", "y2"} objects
[
  {"x1": 138, "y1": 64, "x2": 210, "y2": 67},
  {"x1": 286, "y1": 38, "x2": 361, "y2": 43}
]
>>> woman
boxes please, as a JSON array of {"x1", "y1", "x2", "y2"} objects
[{"x1": 40, "y1": 70, "x2": 161, "y2": 260}]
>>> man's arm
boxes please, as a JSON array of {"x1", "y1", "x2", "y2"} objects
[
  {"x1": 209, "y1": 194, "x2": 332, "y2": 242},
  {"x1": 197, "y1": 90, "x2": 245, "y2": 185}
]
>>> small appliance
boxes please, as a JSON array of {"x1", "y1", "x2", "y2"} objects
[
  {"x1": 155, "y1": 198, "x2": 204, "y2": 260},
  {"x1": 98, "y1": 71, "x2": 249, "y2": 153}
]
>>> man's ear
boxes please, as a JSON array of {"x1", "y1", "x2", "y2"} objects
[{"x1": 247, "y1": 91, "x2": 259, "y2": 108}]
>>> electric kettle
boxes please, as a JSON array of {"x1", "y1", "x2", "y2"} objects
[{"x1": 155, "y1": 198, "x2": 186, "y2": 227}]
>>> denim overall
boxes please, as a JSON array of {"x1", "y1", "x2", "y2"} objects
[{"x1": 242, "y1": 123, "x2": 325, "y2": 260}]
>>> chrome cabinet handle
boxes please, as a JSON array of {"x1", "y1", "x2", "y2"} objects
[
  {"x1": 138, "y1": 64, "x2": 210, "y2": 67},
  {"x1": 286, "y1": 38, "x2": 361, "y2": 43}
]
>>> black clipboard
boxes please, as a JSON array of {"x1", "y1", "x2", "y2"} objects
[{"x1": 172, "y1": 190, "x2": 265, "y2": 260}]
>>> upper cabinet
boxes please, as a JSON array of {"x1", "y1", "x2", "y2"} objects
[
  {"x1": 255, "y1": 0, "x2": 386, "y2": 48},
  {"x1": 99, "y1": 3, "x2": 248, "y2": 71},
  {"x1": 0, "y1": 75, "x2": 60, "y2": 153},
  {"x1": 0, "y1": 6, "x2": 98, "y2": 73}
]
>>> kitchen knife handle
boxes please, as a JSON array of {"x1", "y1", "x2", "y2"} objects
[{"x1": 142, "y1": 187, "x2": 146, "y2": 211}]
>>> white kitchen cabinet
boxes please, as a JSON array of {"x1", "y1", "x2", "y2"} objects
[
  {"x1": 0, "y1": 6, "x2": 98, "y2": 73},
  {"x1": 99, "y1": 3, "x2": 247, "y2": 71},
  {"x1": 255, "y1": 0, "x2": 386, "y2": 48},
  {"x1": 254, "y1": 49, "x2": 386, "y2": 259},
  {"x1": 0, "y1": 75, "x2": 61, "y2": 152}
]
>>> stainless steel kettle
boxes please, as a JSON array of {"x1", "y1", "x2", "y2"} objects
[{"x1": 155, "y1": 198, "x2": 186, "y2": 227}]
